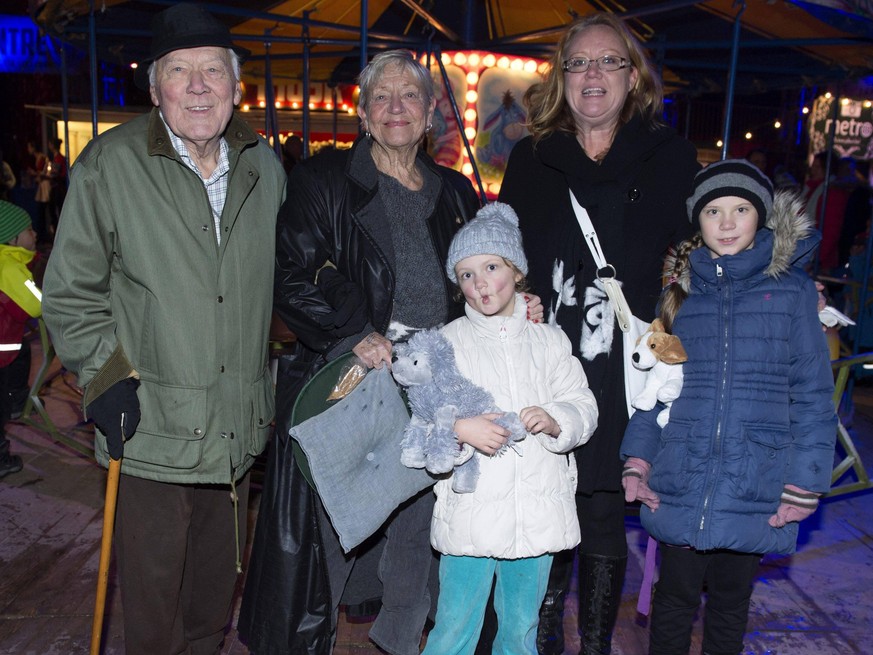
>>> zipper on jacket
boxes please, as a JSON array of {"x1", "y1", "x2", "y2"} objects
[{"x1": 699, "y1": 263, "x2": 729, "y2": 542}]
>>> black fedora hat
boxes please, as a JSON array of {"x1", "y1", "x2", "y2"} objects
[{"x1": 135, "y1": 3, "x2": 251, "y2": 89}]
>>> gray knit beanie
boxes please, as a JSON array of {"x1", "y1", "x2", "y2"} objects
[
  {"x1": 687, "y1": 159, "x2": 774, "y2": 230},
  {"x1": 445, "y1": 202, "x2": 528, "y2": 283}
]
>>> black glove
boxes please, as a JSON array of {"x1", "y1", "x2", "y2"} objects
[
  {"x1": 86, "y1": 378, "x2": 141, "y2": 460},
  {"x1": 316, "y1": 267, "x2": 369, "y2": 336}
]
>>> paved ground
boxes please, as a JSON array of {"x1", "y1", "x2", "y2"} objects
[{"x1": 1, "y1": 339, "x2": 871, "y2": 654}]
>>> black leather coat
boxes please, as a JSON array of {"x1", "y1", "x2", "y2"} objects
[
  {"x1": 273, "y1": 137, "x2": 478, "y2": 355},
  {"x1": 238, "y1": 137, "x2": 479, "y2": 655}
]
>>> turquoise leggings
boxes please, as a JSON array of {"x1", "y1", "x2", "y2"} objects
[{"x1": 422, "y1": 553, "x2": 553, "y2": 655}]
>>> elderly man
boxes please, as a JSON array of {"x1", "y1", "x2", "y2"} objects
[{"x1": 42, "y1": 4, "x2": 285, "y2": 653}]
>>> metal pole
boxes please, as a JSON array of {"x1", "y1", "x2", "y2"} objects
[
  {"x1": 89, "y1": 0, "x2": 99, "y2": 138},
  {"x1": 434, "y1": 48, "x2": 487, "y2": 205},
  {"x1": 331, "y1": 85, "x2": 338, "y2": 149},
  {"x1": 263, "y1": 31, "x2": 281, "y2": 158},
  {"x1": 59, "y1": 39, "x2": 71, "y2": 164},
  {"x1": 720, "y1": 1, "x2": 745, "y2": 160},
  {"x1": 302, "y1": 11, "x2": 312, "y2": 156},
  {"x1": 684, "y1": 97, "x2": 691, "y2": 141},
  {"x1": 853, "y1": 219, "x2": 873, "y2": 357},
  {"x1": 360, "y1": 0, "x2": 368, "y2": 73},
  {"x1": 813, "y1": 93, "x2": 840, "y2": 277}
]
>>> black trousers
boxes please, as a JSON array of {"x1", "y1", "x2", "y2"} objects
[
  {"x1": 115, "y1": 473, "x2": 249, "y2": 655},
  {"x1": 0, "y1": 341, "x2": 30, "y2": 454},
  {"x1": 649, "y1": 544, "x2": 761, "y2": 655}
]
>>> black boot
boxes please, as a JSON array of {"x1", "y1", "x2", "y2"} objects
[
  {"x1": 537, "y1": 587, "x2": 566, "y2": 655},
  {"x1": 537, "y1": 549, "x2": 574, "y2": 655},
  {"x1": 578, "y1": 554, "x2": 627, "y2": 655},
  {"x1": 0, "y1": 439, "x2": 22, "y2": 479}
]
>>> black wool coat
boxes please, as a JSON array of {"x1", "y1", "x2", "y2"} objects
[{"x1": 499, "y1": 116, "x2": 699, "y2": 492}]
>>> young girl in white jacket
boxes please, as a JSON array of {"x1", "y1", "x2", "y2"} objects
[{"x1": 421, "y1": 202, "x2": 599, "y2": 655}]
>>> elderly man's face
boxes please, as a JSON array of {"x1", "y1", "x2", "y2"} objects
[{"x1": 150, "y1": 46, "x2": 241, "y2": 150}]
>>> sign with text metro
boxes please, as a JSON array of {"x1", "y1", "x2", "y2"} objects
[{"x1": 808, "y1": 95, "x2": 873, "y2": 161}]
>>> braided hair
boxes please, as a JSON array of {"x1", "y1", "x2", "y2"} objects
[{"x1": 659, "y1": 233, "x2": 705, "y2": 333}]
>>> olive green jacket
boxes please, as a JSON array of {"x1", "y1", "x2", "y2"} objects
[{"x1": 43, "y1": 108, "x2": 286, "y2": 484}]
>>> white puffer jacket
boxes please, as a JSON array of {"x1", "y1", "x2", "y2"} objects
[{"x1": 431, "y1": 294, "x2": 598, "y2": 559}]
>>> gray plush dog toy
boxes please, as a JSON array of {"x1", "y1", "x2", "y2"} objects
[{"x1": 392, "y1": 328, "x2": 527, "y2": 493}]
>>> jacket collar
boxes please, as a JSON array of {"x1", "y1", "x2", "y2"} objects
[
  {"x1": 464, "y1": 292, "x2": 528, "y2": 340},
  {"x1": 146, "y1": 107, "x2": 260, "y2": 159},
  {"x1": 534, "y1": 115, "x2": 677, "y2": 176},
  {"x1": 0, "y1": 244, "x2": 35, "y2": 266},
  {"x1": 345, "y1": 135, "x2": 444, "y2": 192}
]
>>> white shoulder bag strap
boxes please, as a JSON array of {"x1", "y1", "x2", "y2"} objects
[{"x1": 568, "y1": 189, "x2": 633, "y2": 333}]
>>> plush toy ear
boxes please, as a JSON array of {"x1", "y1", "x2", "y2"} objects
[
  {"x1": 659, "y1": 335, "x2": 688, "y2": 364},
  {"x1": 650, "y1": 318, "x2": 666, "y2": 334}
]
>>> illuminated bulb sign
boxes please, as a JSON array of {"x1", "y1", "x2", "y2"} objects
[
  {"x1": 808, "y1": 94, "x2": 873, "y2": 160},
  {"x1": 0, "y1": 15, "x2": 58, "y2": 74},
  {"x1": 424, "y1": 51, "x2": 546, "y2": 197},
  {"x1": 252, "y1": 81, "x2": 357, "y2": 113}
]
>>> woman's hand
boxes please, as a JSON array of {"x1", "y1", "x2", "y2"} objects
[
  {"x1": 455, "y1": 413, "x2": 509, "y2": 455},
  {"x1": 524, "y1": 294, "x2": 544, "y2": 323},
  {"x1": 519, "y1": 406, "x2": 560, "y2": 436},
  {"x1": 352, "y1": 332, "x2": 393, "y2": 369}
]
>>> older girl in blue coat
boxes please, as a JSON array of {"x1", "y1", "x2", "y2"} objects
[{"x1": 621, "y1": 160, "x2": 836, "y2": 655}]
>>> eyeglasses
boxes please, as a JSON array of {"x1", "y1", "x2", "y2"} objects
[{"x1": 561, "y1": 55, "x2": 631, "y2": 73}]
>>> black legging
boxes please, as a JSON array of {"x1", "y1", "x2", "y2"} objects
[{"x1": 576, "y1": 489, "x2": 628, "y2": 557}]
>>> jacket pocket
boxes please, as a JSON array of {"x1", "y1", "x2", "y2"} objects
[
  {"x1": 732, "y1": 425, "x2": 789, "y2": 502},
  {"x1": 648, "y1": 419, "x2": 692, "y2": 496},
  {"x1": 109, "y1": 256, "x2": 156, "y2": 375},
  {"x1": 249, "y1": 369, "x2": 276, "y2": 456},
  {"x1": 126, "y1": 380, "x2": 207, "y2": 470}
]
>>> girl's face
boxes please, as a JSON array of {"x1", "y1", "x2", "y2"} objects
[
  {"x1": 699, "y1": 195, "x2": 758, "y2": 258},
  {"x1": 455, "y1": 254, "x2": 521, "y2": 317}
]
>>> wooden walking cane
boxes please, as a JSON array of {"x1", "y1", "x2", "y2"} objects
[{"x1": 90, "y1": 431, "x2": 123, "y2": 655}]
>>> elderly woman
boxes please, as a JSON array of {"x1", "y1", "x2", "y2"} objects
[
  {"x1": 498, "y1": 13, "x2": 700, "y2": 655},
  {"x1": 240, "y1": 50, "x2": 544, "y2": 655}
]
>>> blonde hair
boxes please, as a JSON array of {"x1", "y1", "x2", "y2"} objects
[
  {"x1": 659, "y1": 233, "x2": 705, "y2": 333},
  {"x1": 525, "y1": 12, "x2": 664, "y2": 142}
]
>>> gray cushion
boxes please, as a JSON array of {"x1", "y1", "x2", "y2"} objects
[{"x1": 290, "y1": 366, "x2": 435, "y2": 552}]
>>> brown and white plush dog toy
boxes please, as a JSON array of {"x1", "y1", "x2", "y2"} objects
[{"x1": 631, "y1": 318, "x2": 688, "y2": 427}]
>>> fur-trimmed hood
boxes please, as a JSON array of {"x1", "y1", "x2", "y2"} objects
[
  {"x1": 763, "y1": 190, "x2": 817, "y2": 277},
  {"x1": 670, "y1": 190, "x2": 818, "y2": 293}
]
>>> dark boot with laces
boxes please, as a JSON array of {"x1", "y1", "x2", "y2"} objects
[{"x1": 578, "y1": 554, "x2": 627, "y2": 655}]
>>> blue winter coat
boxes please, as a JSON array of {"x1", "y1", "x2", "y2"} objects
[{"x1": 621, "y1": 192, "x2": 836, "y2": 555}]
